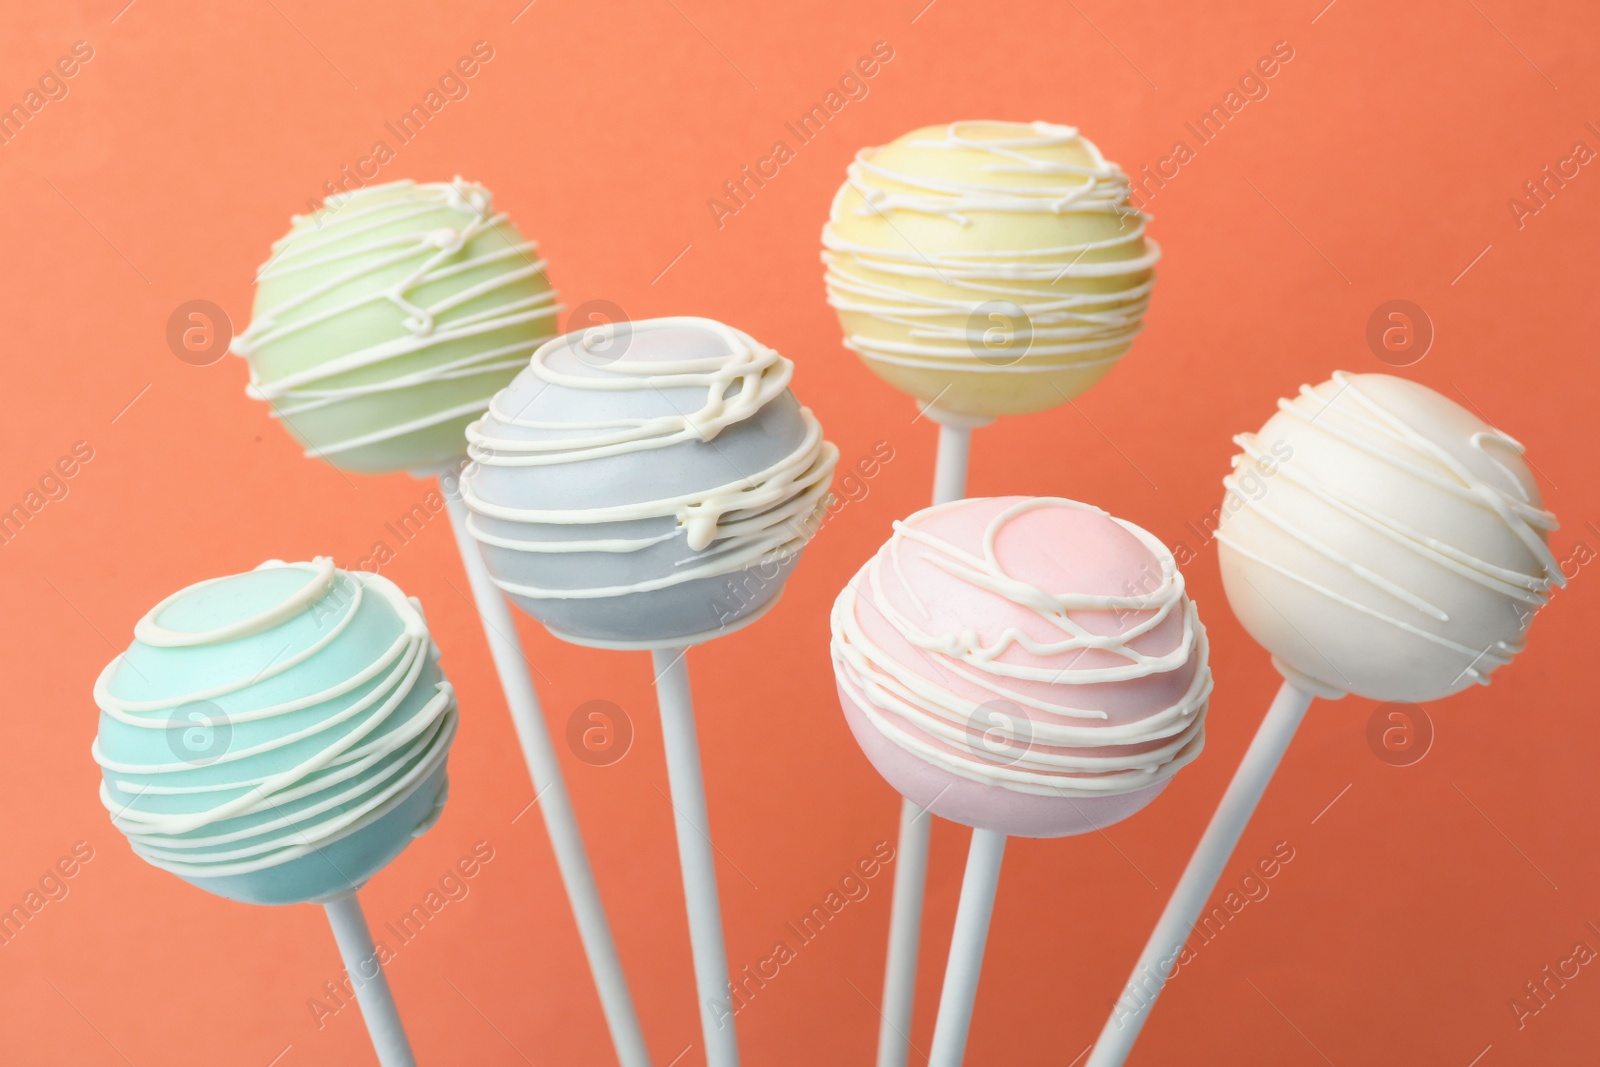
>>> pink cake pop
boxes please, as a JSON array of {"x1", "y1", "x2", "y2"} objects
[{"x1": 832, "y1": 496, "x2": 1211, "y2": 838}]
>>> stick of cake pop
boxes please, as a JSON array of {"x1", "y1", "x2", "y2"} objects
[
  {"x1": 832, "y1": 497, "x2": 1212, "y2": 1066},
  {"x1": 1083, "y1": 681, "x2": 1309, "y2": 1067},
  {"x1": 924, "y1": 829, "x2": 1004, "y2": 1067},
  {"x1": 1086, "y1": 372, "x2": 1564, "y2": 1067},
  {"x1": 93, "y1": 560, "x2": 458, "y2": 1067},
  {"x1": 232, "y1": 178, "x2": 651, "y2": 1066},
  {"x1": 875, "y1": 408, "x2": 978, "y2": 1065},
  {"x1": 823, "y1": 120, "x2": 1161, "y2": 1067},
  {"x1": 437, "y1": 484, "x2": 649, "y2": 1065},
  {"x1": 325, "y1": 895, "x2": 418, "y2": 1066},
  {"x1": 652, "y1": 647, "x2": 739, "y2": 1065},
  {"x1": 460, "y1": 317, "x2": 839, "y2": 1067},
  {"x1": 930, "y1": 416, "x2": 974, "y2": 503}
]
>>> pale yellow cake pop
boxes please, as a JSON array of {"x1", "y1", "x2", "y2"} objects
[{"x1": 823, "y1": 121, "x2": 1158, "y2": 419}]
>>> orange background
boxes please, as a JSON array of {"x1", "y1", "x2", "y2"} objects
[{"x1": 3, "y1": 1, "x2": 1598, "y2": 1064}]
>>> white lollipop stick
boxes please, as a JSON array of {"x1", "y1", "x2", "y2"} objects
[
  {"x1": 324, "y1": 894, "x2": 417, "y2": 1067},
  {"x1": 877, "y1": 413, "x2": 977, "y2": 1067},
  {"x1": 931, "y1": 420, "x2": 972, "y2": 506},
  {"x1": 652, "y1": 646, "x2": 740, "y2": 1067},
  {"x1": 440, "y1": 486, "x2": 651, "y2": 1067},
  {"x1": 925, "y1": 829, "x2": 1006, "y2": 1067},
  {"x1": 1086, "y1": 680, "x2": 1315, "y2": 1067},
  {"x1": 877, "y1": 795, "x2": 933, "y2": 1066}
]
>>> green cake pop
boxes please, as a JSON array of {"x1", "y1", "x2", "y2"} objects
[{"x1": 232, "y1": 178, "x2": 561, "y2": 474}]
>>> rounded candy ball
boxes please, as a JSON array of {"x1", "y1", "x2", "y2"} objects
[
  {"x1": 823, "y1": 121, "x2": 1159, "y2": 420},
  {"x1": 93, "y1": 559, "x2": 458, "y2": 906},
  {"x1": 832, "y1": 496, "x2": 1211, "y2": 838},
  {"x1": 462, "y1": 316, "x2": 839, "y2": 648},
  {"x1": 1217, "y1": 371, "x2": 1564, "y2": 702},
  {"x1": 233, "y1": 178, "x2": 561, "y2": 474}
]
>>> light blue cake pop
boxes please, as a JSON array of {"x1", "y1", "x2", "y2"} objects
[
  {"x1": 93, "y1": 559, "x2": 458, "y2": 906},
  {"x1": 460, "y1": 316, "x2": 839, "y2": 647}
]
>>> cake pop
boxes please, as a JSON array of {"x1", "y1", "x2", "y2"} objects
[
  {"x1": 93, "y1": 559, "x2": 456, "y2": 1065},
  {"x1": 232, "y1": 178, "x2": 649, "y2": 1066},
  {"x1": 463, "y1": 315, "x2": 838, "y2": 1066},
  {"x1": 832, "y1": 497, "x2": 1211, "y2": 1064},
  {"x1": 461, "y1": 315, "x2": 839, "y2": 647},
  {"x1": 1087, "y1": 372, "x2": 1564, "y2": 1067},
  {"x1": 1216, "y1": 370, "x2": 1561, "y2": 702},
  {"x1": 823, "y1": 120, "x2": 1158, "y2": 420},
  {"x1": 232, "y1": 177, "x2": 560, "y2": 475}
]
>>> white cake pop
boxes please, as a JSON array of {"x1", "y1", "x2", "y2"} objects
[{"x1": 1217, "y1": 371, "x2": 1563, "y2": 702}]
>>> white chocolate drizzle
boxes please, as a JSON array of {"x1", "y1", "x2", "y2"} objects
[
  {"x1": 822, "y1": 121, "x2": 1159, "y2": 374},
  {"x1": 461, "y1": 317, "x2": 839, "y2": 600},
  {"x1": 832, "y1": 498, "x2": 1210, "y2": 797},
  {"x1": 1218, "y1": 371, "x2": 1563, "y2": 686},
  {"x1": 232, "y1": 178, "x2": 562, "y2": 460},
  {"x1": 92, "y1": 560, "x2": 457, "y2": 880}
]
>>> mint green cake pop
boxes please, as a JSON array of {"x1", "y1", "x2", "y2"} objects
[
  {"x1": 92, "y1": 559, "x2": 458, "y2": 906},
  {"x1": 232, "y1": 178, "x2": 562, "y2": 474}
]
